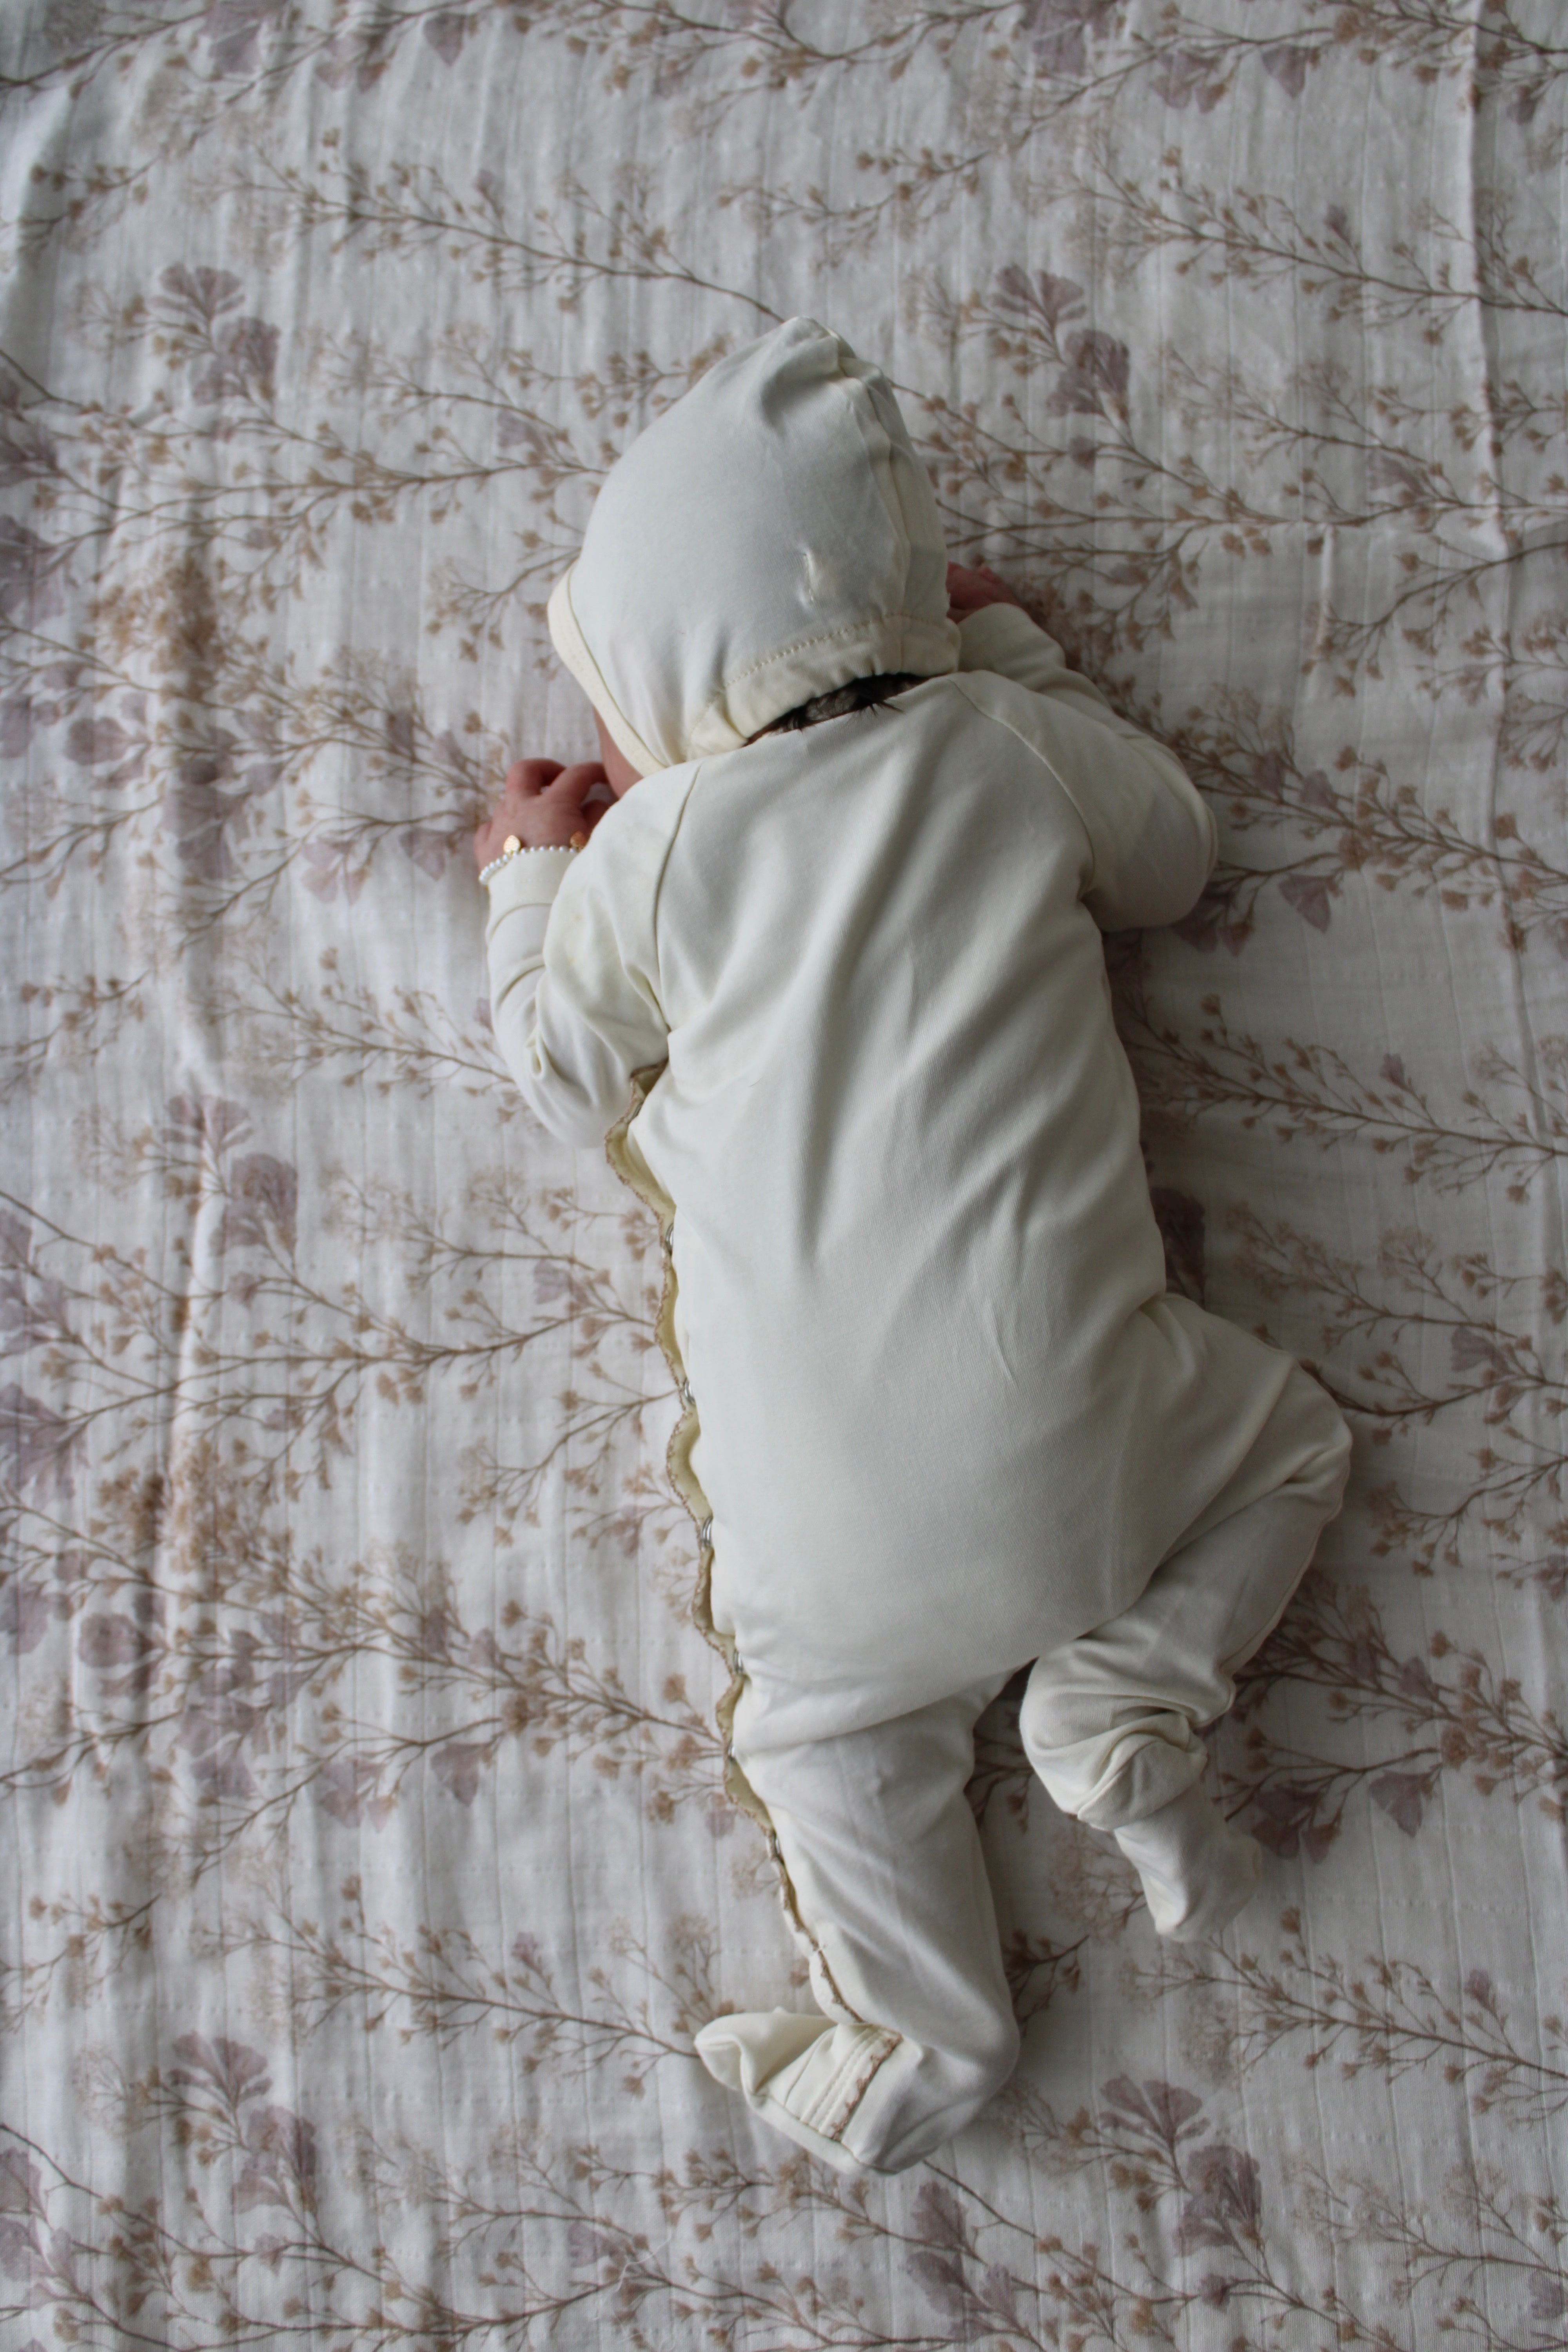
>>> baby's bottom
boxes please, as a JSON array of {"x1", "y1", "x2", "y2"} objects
[{"x1": 695, "y1": 1363, "x2": 1350, "y2": 2174}]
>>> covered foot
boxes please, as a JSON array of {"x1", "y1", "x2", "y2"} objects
[
  {"x1": 1112, "y1": 1781, "x2": 1261, "y2": 1940},
  {"x1": 694, "y1": 2009, "x2": 901, "y2": 2174}
]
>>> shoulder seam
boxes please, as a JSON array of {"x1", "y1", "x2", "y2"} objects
[
  {"x1": 947, "y1": 671, "x2": 1098, "y2": 900},
  {"x1": 647, "y1": 763, "x2": 704, "y2": 997}
]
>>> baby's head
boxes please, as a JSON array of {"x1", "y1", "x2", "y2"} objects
[{"x1": 551, "y1": 319, "x2": 958, "y2": 780}]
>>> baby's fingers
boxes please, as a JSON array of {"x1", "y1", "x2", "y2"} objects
[{"x1": 503, "y1": 757, "x2": 566, "y2": 798}]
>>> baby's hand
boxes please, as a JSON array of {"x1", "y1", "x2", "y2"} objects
[
  {"x1": 946, "y1": 562, "x2": 1026, "y2": 622},
  {"x1": 474, "y1": 757, "x2": 610, "y2": 874}
]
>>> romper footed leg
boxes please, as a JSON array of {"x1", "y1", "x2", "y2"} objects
[
  {"x1": 696, "y1": 1679, "x2": 1020, "y2": 2175},
  {"x1": 1021, "y1": 1366, "x2": 1350, "y2": 1938}
]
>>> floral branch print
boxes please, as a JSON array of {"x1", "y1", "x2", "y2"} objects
[
  {"x1": 0, "y1": 2089, "x2": 628, "y2": 2347},
  {"x1": 1054, "y1": 132, "x2": 1568, "y2": 338},
  {"x1": 5, "y1": 1512, "x2": 722, "y2": 1820},
  {"x1": 221, "y1": 152, "x2": 782, "y2": 323},
  {"x1": 6, "y1": 2056, "x2": 1565, "y2": 2349},
  {"x1": 966, "y1": 1573, "x2": 1568, "y2": 1869},
  {"x1": 911, "y1": 269, "x2": 1568, "y2": 692},
  {"x1": 1132, "y1": 1909, "x2": 1568, "y2": 2123},
  {"x1": 1424, "y1": 610, "x2": 1568, "y2": 776},
  {"x1": 1228, "y1": 1209, "x2": 1568, "y2": 1572},
  {"x1": 1223, "y1": 1572, "x2": 1568, "y2": 1858},
  {"x1": 213, "y1": 947, "x2": 517, "y2": 1112},
  {"x1": 4, "y1": 0, "x2": 538, "y2": 257},
  {"x1": 2, "y1": 622, "x2": 516, "y2": 1089},
  {"x1": 2, "y1": 288, "x2": 588, "y2": 630},
  {"x1": 1009, "y1": 2076, "x2": 1568, "y2": 2347},
  {"x1": 1156, "y1": 688, "x2": 1568, "y2": 951},
  {"x1": 0, "y1": 1110, "x2": 678, "y2": 1492},
  {"x1": 203, "y1": 1877, "x2": 711, "y2": 2086},
  {"x1": 3, "y1": 1503, "x2": 724, "y2": 2019},
  {"x1": 1121, "y1": 988, "x2": 1568, "y2": 1201},
  {"x1": 731, "y1": 2, "x2": 1568, "y2": 262}
]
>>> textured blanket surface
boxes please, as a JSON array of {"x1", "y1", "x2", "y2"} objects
[{"x1": 2, "y1": 2, "x2": 1565, "y2": 2343}]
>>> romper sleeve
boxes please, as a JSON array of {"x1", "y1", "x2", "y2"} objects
[
  {"x1": 956, "y1": 602, "x2": 1217, "y2": 932},
  {"x1": 484, "y1": 808, "x2": 671, "y2": 1147}
]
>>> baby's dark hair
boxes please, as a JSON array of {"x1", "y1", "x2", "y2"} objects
[{"x1": 753, "y1": 672, "x2": 926, "y2": 739}]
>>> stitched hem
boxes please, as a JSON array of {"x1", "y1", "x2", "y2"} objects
[{"x1": 793, "y1": 2026, "x2": 902, "y2": 2141}]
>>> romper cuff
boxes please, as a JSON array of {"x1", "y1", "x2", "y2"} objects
[{"x1": 482, "y1": 846, "x2": 577, "y2": 935}]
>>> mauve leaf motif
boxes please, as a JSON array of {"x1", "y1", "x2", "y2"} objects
[
  {"x1": 216, "y1": 1154, "x2": 299, "y2": 1254},
  {"x1": 423, "y1": 9, "x2": 469, "y2": 63},
  {"x1": 1174, "y1": 2143, "x2": 1263, "y2": 2250},
  {"x1": 400, "y1": 826, "x2": 457, "y2": 877},
  {"x1": 568, "y1": 2220, "x2": 624, "y2": 2267},
  {"x1": 1101, "y1": 2076, "x2": 1205, "y2": 2142},
  {"x1": 198, "y1": 0, "x2": 286, "y2": 80},
  {"x1": 0, "y1": 417, "x2": 58, "y2": 492},
  {"x1": 64, "y1": 717, "x2": 131, "y2": 767},
  {"x1": 1369, "y1": 1769, "x2": 1433, "y2": 1836},
  {"x1": 1449, "y1": 1326, "x2": 1512, "y2": 1380},
  {"x1": 0, "y1": 2217, "x2": 48, "y2": 2282},
  {"x1": 0, "y1": 1386, "x2": 80, "y2": 1497},
  {"x1": 165, "y1": 1093, "x2": 253, "y2": 1157},
  {"x1": 1016, "y1": 0, "x2": 1119, "y2": 76},
  {"x1": 978, "y1": 2264, "x2": 1019, "y2": 2322},
  {"x1": 300, "y1": 838, "x2": 368, "y2": 903},
  {"x1": 77, "y1": 1613, "x2": 147, "y2": 1669},
  {"x1": 235, "y1": 2106, "x2": 318, "y2": 2210},
  {"x1": 911, "y1": 2180, "x2": 973, "y2": 2255},
  {"x1": 1149, "y1": 47, "x2": 1229, "y2": 110},
  {"x1": 0, "y1": 1265, "x2": 71, "y2": 1356},
  {"x1": 191, "y1": 318, "x2": 281, "y2": 407},
  {"x1": 163, "y1": 738, "x2": 275, "y2": 880},
  {"x1": 1365, "y1": 448, "x2": 1432, "y2": 502},
  {"x1": 0, "y1": 1580, "x2": 54, "y2": 1655},
  {"x1": 1259, "y1": 42, "x2": 1311, "y2": 94},
  {"x1": 1530, "y1": 2272, "x2": 1568, "y2": 2321},
  {"x1": 157, "y1": 263, "x2": 244, "y2": 324},
  {"x1": 175, "y1": 1696, "x2": 263, "y2": 1795},
  {"x1": 1247, "y1": 1783, "x2": 1335, "y2": 1861},
  {"x1": 1397, "y1": 1655, "x2": 1437, "y2": 1702},
  {"x1": 993, "y1": 265, "x2": 1086, "y2": 332},
  {"x1": 1278, "y1": 872, "x2": 1334, "y2": 932},
  {"x1": 0, "y1": 2152, "x2": 42, "y2": 2218},
  {"x1": 1047, "y1": 329, "x2": 1131, "y2": 417},
  {"x1": 169, "y1": 2034, "x2": 272, "y2": 2105},
  {"x1": 905, "y1": 2250, "x2": 978, "y2": 2324},
  {"x1": 316, "y1": 1756, "x2": 395, "y2": 1829},
  {"x1": 0, "y1": 518, "x2": 66, "y2": 624},
  {"x1": 432, "y1": 1742, "x2": 487, "y2": 1807}
]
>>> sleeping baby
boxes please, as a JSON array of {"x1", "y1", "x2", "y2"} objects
[{"x1": 473, "y1": 317, "x2": 1350, "y2": 2176}]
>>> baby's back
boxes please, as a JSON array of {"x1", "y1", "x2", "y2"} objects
[{"x1": 618, "y1": 673, "x2": 1181, "y2": 1709}]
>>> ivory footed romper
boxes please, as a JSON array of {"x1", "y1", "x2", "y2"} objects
[{"x1": 482, "y1": 319, "x2": 1351, "y2": 2175}]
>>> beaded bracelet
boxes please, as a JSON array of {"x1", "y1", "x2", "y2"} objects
[{"x1": 478, "y1": 830, "x2": 588, "y2": 886}]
